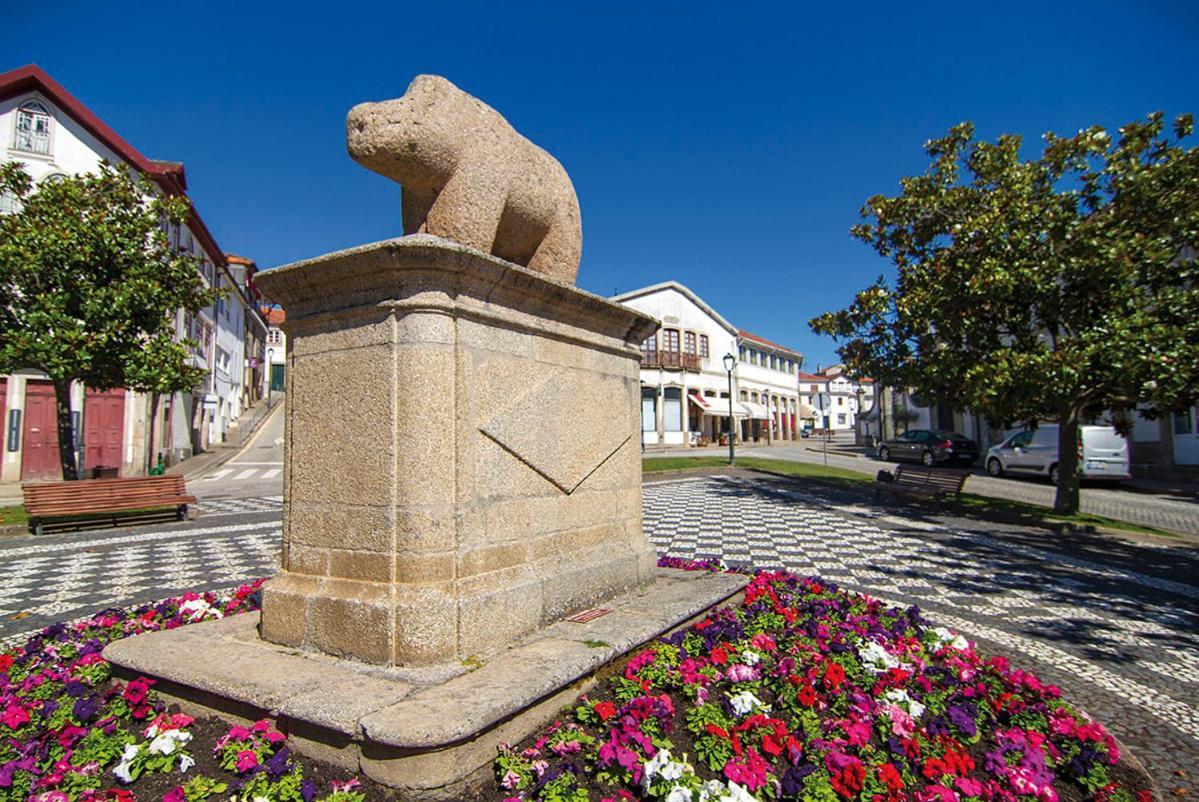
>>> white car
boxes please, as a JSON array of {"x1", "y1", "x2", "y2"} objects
[{"x1": 985, "y1": 424, "x2": 1130, "y2": 484}]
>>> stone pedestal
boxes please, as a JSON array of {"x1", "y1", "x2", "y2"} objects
[
  {"x1": 254, "y1": 233, "x2": 660, "y2": 667},
  {"x1": 103, "y1": 233, "x2": 754, "y2": 797}
]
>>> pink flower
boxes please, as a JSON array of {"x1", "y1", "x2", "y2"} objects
[
  {"x1": 163, "y1": 787, "x2": 186, "y2": 802},
  {"x1": 2, "y1": 704, "x2": 30, "y2": 729},
  {"x1": 235, "y1": 750, "x2": 259, "y2": 772},
  {"x1": 916, "y1": 785, "x2": 959, "y2": 802},
  {"x1": 501, "y1": 770, "x2": 523, "y2": 789}
]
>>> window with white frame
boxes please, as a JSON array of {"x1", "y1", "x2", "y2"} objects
[
  {"x1": 699, "y1": 335, "x2": 709, "y2": 357},
  {"x1": 14, "y1": 100, "x2": 52, "y2": 155},
  {"x1": 663, "y1": 387, "x2": 683, "y2": 432},
  {"x1": 641, "y1": 387, "x2": 657, "y2": 433}
]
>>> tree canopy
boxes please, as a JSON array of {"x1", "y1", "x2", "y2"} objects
[
  {"x1": 0, "y1": 161, "x2": 215, "y2": 479},
  {"x1": 810, "y1": 113, "x2": 1199, "y2": 514}
]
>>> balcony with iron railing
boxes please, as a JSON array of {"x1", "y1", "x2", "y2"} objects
[{"x1": 639, "y1": 349, "x2": 702, "y2": 371}]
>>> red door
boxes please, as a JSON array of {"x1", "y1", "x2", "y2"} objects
[
  {"x1": 84, "y1": 388, "x2": 126, "y2": 477},
  {"x1": 22, "y1": 381, "x2": 62, "y2": 482}
]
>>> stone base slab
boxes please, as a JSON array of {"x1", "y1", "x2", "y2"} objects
[{"x1": 104, "y1": 567, "x2": 747, "y2": 799}]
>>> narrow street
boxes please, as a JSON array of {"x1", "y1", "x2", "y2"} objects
[{"x1": 191, "y1": 401, "x2": 286, "y2": 500}]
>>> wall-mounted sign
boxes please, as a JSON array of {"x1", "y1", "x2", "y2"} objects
[{"x1": 6, "y1": 409, "x2": 20, "y2": 452}]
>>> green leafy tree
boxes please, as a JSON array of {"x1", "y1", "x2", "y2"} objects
[
  {"x1": 811, "y1": 113, "x2": 1199, "y2": 514},
  {"x1": 0, "y1": 161, "x2": 215, "y2": 480},
  {"x1": 125, "y1": 334, "x2": 209, "y2": 474}
]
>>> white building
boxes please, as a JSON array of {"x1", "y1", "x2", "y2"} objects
[
  {"x1": 611, "y1": 282, "x2": 803, "y2": 448},
  {"x1": 0, "y1": 64, "x2": 255, "y2": 482},
  {"x1": 797, "y1": 365, "x2": 875, "y2": 433},
  {"x1": 262, "y1": 307, "x2": 287, "y2": 396}
]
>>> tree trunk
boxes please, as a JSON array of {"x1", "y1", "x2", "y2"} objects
[
  {"x1": 1053, "y1": 409, "x2": 1081, "y2": 515},
  {"x1": 145, "y1": 392, "x2": 160, "y2": 474},
  {"x1": 53, "y1": 380, "x2": 79, "y2": 481}
]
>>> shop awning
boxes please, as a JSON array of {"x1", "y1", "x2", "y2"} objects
[
  {"x1": 743, "y1": 402, "x2": 770, "y2": 420},
  {"x1": 693, "y1": 394, "x2": 749, "y2": 417}
]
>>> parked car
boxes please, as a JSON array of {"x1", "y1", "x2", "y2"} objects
[
  {"x1": 985, "y1": 424, "x2": 1130, "y2": 484},
  {"x1": 877, "y1": 429, "x2": 980, "y2": 467}
]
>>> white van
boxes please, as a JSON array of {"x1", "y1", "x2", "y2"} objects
[{"x1": 985, "y1": 424, "x2": 1130, "y2": 484}]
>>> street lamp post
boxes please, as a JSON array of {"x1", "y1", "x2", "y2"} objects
[{"x1": 723, "y1": 353, "x2": 736, "y2": 466}]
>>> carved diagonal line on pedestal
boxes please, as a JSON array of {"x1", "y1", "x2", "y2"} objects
[
  {"x1": 480, "y1": 430, "x2": 631, "y2": 495},
  {"x1": 479, "y1": 366, "x2": 636, "y2": 494}
]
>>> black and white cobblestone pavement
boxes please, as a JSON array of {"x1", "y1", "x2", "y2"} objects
[
  {"x1": 644, "y1": 475, "x2": 1199, "y2": 798},
  {"x1": 1, "y1": 478, "x2": 1195, "y2": 795}
]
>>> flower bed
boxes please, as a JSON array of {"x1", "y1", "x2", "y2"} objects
[
  {"x1": 495, "y1": 558, "x2": 1154, "y2": 802},
  {"x1": 0, "y1": 581, "x2": 366, "y2": 802},
  {"x1": 1, "y1": 560, "x2": 1155, "y2": 802}
]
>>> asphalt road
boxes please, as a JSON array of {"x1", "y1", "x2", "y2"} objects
[{"x1": 191, "y1": 402, "x2": 285, "y2": 500}]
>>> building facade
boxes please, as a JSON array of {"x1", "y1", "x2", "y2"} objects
[
  {"x1": 612, "y1": 282, "x2": 803, "y2": 448},
  {"x1": 797, "y1": 366, "x2": 875, "y2": 434},
  {"x1": 0, "y1": 64, "x2": 259, "y2": 482},
  {"x1": 262, "y1": 308, "x2": 287, "y2": 396}
]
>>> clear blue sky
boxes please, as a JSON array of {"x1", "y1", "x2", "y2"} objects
[{"x1": 8, "y1": 1, "x2": 1199, "y2": 367}]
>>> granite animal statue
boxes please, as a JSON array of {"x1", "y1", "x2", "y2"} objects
[{"x1": 346, "y1": 75, "x2": 583, "y2": 284}]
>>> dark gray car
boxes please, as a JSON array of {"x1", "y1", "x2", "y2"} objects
[{"x1": 877, "y1": 429, "x2": 979, "y2": 467}]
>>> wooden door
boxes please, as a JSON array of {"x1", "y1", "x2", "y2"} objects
[
  {"x1": 84, "y1": 388, "x2": 126, "y2": 476},
  {"x1": 21, "y1": 381, "x2": 61, "y2": 482}
]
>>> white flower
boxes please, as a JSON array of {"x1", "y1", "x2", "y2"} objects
[
  {"x1": 698, "y1": 780, "x2": 728, "y2": 802},
  {"x1": 930, "y1": 627, "x2": 969, "y2": 651},
  {"x1": 722, "y1": 781, "x2": 759, "y2": 802},
  {"x1": 728, "y1": 690, "x2": 763, "y2": 716},
  {"x1": 113, "y1": 743, "x2": 141, "y2": 784},
  {"x1": 739, "y1": 650, "x2": 761, "y2": 666},
  {"x1": 857, "y1": 639, "x2": 901, "y2": 673},
  {"x1": 178, "y1": 598, "x2": 222, "y2": 622},
  {"x1": 885, "y1": 688, "x2": 926, "y2": 719},
  {"x1": 179, "y1": 754, "x2": 195, "y2": 773},
  {"x1": 149, "y1": 728, "x2": 192, "y2": 755},
  {"x1": 667, "y1": 786, "x2": 694, "y2": 802},
  {"x1": 643, "y1": 748, "x2": 688, "y2": 791}
]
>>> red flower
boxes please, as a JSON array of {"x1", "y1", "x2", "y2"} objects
[
  {"x1": 797, "y1": 682, "x2": 818, "y2": 707},
  {"x1": 0, "y1": 654, "x2": 13, "y2": 674},
  {"x1": 878, "y1": 763, "x2": 904, "y2": 793},
  {"x1": 594, "y1": 701, "x2": 617, "y2": 722},
  {"x1": 823, "y1": 661, "x2": 846, "y2": 689},
  {"x1": 711, "y1": 646, "x2": 729, "y2": 665},
  {"x1": 123, "y1": 677, "x2": 155, "y2": 705},
  {"x1": 831, "y1": 762, "x2": 866, "y2": 798}
]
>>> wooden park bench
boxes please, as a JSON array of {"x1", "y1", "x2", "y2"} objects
[
  {"x1": 873, "y1": 464, "x2": 970, "y2": 512},
  {"x1": 22, "y1": 475, "x2": 197, "y2": 536}
]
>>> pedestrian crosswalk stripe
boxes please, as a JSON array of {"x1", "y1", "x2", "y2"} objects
[
  {"x1": 233, "y1": 468, "x2": 258, "y2": 480},
  {"x1": 205, "y1": 468, "x2": 232, "y2": 481},
  {"x1": 262, "y1": 468, "x2": 281, "y2": 479}
]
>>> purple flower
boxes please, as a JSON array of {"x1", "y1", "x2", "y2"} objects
[
  {"x1": 780, "y1": 763, "x2": 817, "y2": 796},
  {"x1": 266, "y1": 747, "x2": 292, "y2": 779},
  {"x1": 300, "y1": 779, "x2": 316, "y2": 802},
  {"x1": 948, "y1": 704, "x2": 977, "y2": 738}
]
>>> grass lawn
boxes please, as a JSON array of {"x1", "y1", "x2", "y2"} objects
[
  {"x1": 643, "y1": 455, "x2": 1178, "y2": 540},
  {"x1": 0, "y1": 503, "x2": 28, "y2": 527}
]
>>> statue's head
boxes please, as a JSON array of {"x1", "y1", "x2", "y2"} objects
[{"x1": 346, "y1": 75, "x2": 465, "y2": 189}]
